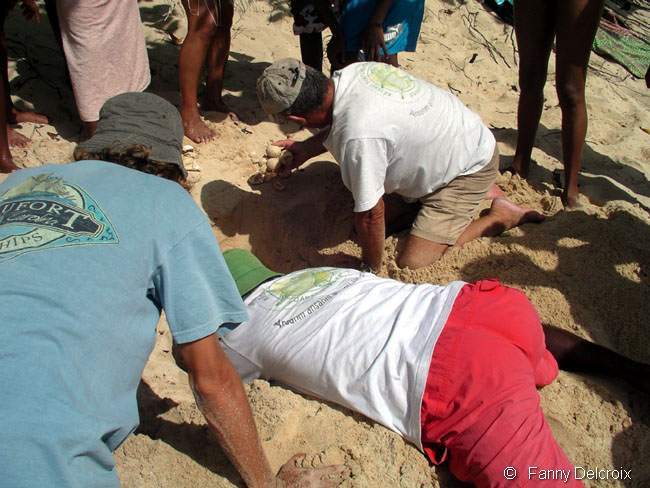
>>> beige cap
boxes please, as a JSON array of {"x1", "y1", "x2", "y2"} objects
[{"x1": 256, "y1": 58, "x2": 307, "y2": 115}]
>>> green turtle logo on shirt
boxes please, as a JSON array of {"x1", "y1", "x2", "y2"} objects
[
  {"x1": 268, "y1": 269, "x2": 335, "y2": 303},
  {"x1": 361, "y1": 63, "x2": 420, "y2": 100},
  {"x1": 0, "y1": 174, "x2": 118, "y2": 263}
]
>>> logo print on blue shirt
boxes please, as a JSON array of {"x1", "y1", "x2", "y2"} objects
[{"x1": 0, "y1": 174, "x2": 118, "y2": 263}]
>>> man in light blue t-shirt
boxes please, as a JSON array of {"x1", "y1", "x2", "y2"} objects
[{"x1": 0, "y1": 93, "x2": 344, "y2": 488}]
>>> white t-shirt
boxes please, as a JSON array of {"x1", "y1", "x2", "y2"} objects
[
  {"x1": 221, "y1": 267, "x2": 464, "y2": 450},
  {"x1": 323, "y1": 63, "x2": 496, "y2": 212}
]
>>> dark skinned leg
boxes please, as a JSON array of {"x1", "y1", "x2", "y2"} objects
[
  {"x1": 554, "y1": 0, "x2": 604, "y2": 208},
  {"x1": 543, "y1": 324, "x2": 650, "y2": 394},
  {"x1": 0, "y1": 5, "x2": 28, "y2": 156},
  {"x1": 0, "y1": 34, "x2": 15, "y2": 172},
  {"x1": 299, "y1": 32, "x2": 323, "y2": 72},
  {"x1": 202, "y1": 2, "x2": 235, "y2": 118},
  {"x1": 1, "y1": 3, "x2": 48, "y2": 128},
  {"x1": 179, "y1": 0, "x2": 217, "y2": 143},
  {"x1": 511, "y1": 0, "x2": 556, "y2": 178}
]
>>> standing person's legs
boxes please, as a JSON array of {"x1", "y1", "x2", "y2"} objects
[
  {"x1": 0, "y1": 3, "x2": 19, "y2": 171},
  {"x1": 511, "y1": 0, "x2": 556, "y2": 178},
  {"x1": 202, "y1": 1, "x2": 235, "y2": 116},
  {"x1": 179, "y1": 0, "x2": 219, "y2": 143},
  {"x1": 299, "y1": 32, "x2": 324, "y2": 72},
  {"x1": 554, "y1": 0, "x2": 604, "y2": 208}
]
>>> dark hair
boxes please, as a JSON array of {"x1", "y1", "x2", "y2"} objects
[
  {"x1": 73, "y1": 144, "x2": 189, "y2": 188},
  {"x1": 287, "y1": 65, "x2": 330, "y2": 117}
]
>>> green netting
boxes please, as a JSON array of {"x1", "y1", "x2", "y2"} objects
[{"x1": 593, "y1": 27, "x2": 650, "y2": 79}]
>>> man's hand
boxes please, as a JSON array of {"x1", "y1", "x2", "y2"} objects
[
  {"x1": 19, "y1": 0, "x2": 41, "y2": 22},
  {"x1": 272, "y1": 140, "x2": 309, "y2": 175},
  {"x1": 276, "y1": 454, "x2": 349, "y2": 487},
  {"x1": 272, "y1": 131, "x2": 329, "y2": 176}
]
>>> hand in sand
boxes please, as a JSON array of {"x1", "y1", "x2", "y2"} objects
[
  {"x1": 276, "y1": 454, "x2": 349, "y2": 487},
  {"x1": 272, "y1": 140, "x2": 308, "y2": 175}
]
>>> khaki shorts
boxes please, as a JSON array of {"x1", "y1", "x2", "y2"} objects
[{"x1": 410, "y1": 148, "x2": 499, "y2": 245}]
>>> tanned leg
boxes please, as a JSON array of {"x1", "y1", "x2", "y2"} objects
[
  {"x1": 179, "y1": 0, "x2": 217, "y2": 143},
  {"x1": 81, "y1": 120, "x2": 97, "y2": 140},
  {"x1": 543, "y1": 325, "x2": 650, "y2": 394},
  {"x1": 397, "y1": 197, "x2": 544, "y2": 269},
  {"x1": 511, "y1": 0, "x2": 556, "y2": 178},
  {"x1": 554, "y1": 0, "x2": 604, "y2": 208},
  {"x1": 202, "y1": 1, "x2": 235, "y2": 118},
  {"x1": 455, "y1": 197, "x2": 545, "y2": 245},
  {"x1": 299, "y1": 32, "x2": 324, "y2": 72}
]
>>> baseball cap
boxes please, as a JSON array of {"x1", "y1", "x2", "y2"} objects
[
  {"x1": 256, "y1": 58, "x2": 307, "y2": 115},
  {"x1": 223, "y1": 249, "x2": 282, "y2": 297},
  {"x1": 76, "y1": 92, "x2": 187, "y2": 177}
]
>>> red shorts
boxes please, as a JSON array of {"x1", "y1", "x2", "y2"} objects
[{"x1": 420, "y1": 279, "x2": 583, "y2": 487}]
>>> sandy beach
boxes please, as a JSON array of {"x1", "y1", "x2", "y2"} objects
[{"x1": 3, "y1": 1, "x2": 649, "y2": 486}]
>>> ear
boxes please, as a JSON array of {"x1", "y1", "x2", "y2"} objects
[{"x1": 287, "y1": 115, "x2": 307, "y2": 126}]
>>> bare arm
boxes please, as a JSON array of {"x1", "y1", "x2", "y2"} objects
[
  {"x1": 178, "y1": 335, "x2": 276, "y2": 487},
  {"x1": 363, "y1": 0, "x2": 395, "y2": 61},
  {"x1": 354, "y1": 197, "x2": 386, "y2": 272}
]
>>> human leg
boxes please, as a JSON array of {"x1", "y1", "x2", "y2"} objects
[
  {"x1": 455, "y1": 197, "x2": 545, "y2": 245},
  {"x1": 396, "y1": 150, "x2": 545, "y2": 269},
  {"x1": 1, "y1": 2, "x2": 48, "y2": 127},
  {"x1": 554, "y1": 0, "x2": 604, "y2": 207},
  {"x1": 0, "y1": 4, "x2": 27, "y2": 162},
  {"x1": 202, "y1": 1, "x2": 235, "y2": 116},
  {"x1": 179, "y1": 0, "x2": 218, "y2": 143},
  {"x1": 543, "y1": 325, "x2": 650, "y2": 394},
  {"x1": 511, "y1": 0, "x2": 556, "y2": 178},
  {"x1": 299, "y1": 32, "x2": 324, "y2": 72}
]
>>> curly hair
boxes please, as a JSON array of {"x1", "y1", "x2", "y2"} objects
[{"x1": 73, "y1": 143, "x2": 188, "y2": 188}]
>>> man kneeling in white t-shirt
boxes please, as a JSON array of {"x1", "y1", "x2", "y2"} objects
[
  {"x1": 256, "y1": 59, "x2": 545, "y2": 270},
  {"x1": 182, "y1": 249, "x2": 649, "y2": 488}
]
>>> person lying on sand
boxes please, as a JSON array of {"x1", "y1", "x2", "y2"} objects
[
  {"x1": 256, "y1": 59, "x2": 545, "y2": 271},
  {"x1": 0, "y1": 93, "x2": 344, "y2": 488},
  {"x1": 188, "y1": 249, "x2": 649, "y2": 488},
  {"x1": 1, "y1": 0, "x2": 49, "y2": 173}
]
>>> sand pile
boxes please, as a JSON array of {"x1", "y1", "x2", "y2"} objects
[{"x1": 3, "y1": 1, "x2": 649, "y2": 486}]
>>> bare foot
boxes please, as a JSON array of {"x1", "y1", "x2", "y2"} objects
[
  {"x1": 202, "y1": 98, "x2": 239, "y2": 122},
  {"x1": 181, "y1": 107, "x2": 215, "y2": 144},
  {"x1": 0, "y1": 155, "x2": 19, "y2": 173},
  {"x1": 10, "y1": 108, "x2": 49, "y2": 125},
  {"x1": 562, "y1": 187, "x2": 580, "y2": 209},
  {"x1": 486, "y1": 183, "x2": 505, "y2": 199},
  {"x1": 490, "y1": 197, "x2": 546, "y2": 229},
  {"x1": 8, "y1": 128, "x2": 30, "y2": 148}
]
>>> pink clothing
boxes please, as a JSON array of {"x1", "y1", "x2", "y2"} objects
[
  {"x1": 57, "y1": 0, "x2": 151, "y2": 122},
  {"x1": 420, "y1": 280, "x2": 583, "y2": 487}
]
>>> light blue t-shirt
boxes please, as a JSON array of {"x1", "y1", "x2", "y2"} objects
[{"x1": 0, "y1": 161, "x2": 248, "y2": 487}]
